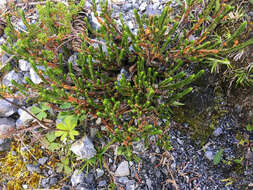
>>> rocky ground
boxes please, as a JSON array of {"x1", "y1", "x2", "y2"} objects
[{"x1": 0, "y1": 0, "x2": 253, "y2": 189}]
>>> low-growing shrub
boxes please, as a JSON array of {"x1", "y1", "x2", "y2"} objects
[{"x1": 1, "y1": 0, "x2": 253, "y2": 158}]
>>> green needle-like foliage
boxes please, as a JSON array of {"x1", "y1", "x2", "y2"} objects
[{"x1": 1, "y1": 0, "x2": 253, "y2": 158}]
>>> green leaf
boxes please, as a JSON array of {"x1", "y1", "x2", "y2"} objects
[
  {"x1": 64, "y1": 165, "x2": 72, "y2": 175},
  {"x1": 56, "y1": 123, "x2": 67, "y2": 130},
  {"x1": 41, "y1": 102, "x2": 50, "y2": 111},
  {"x1": 64, "y1": 115, "x2": 74, "y2": 128},
  {"x1": 62, "y1": 157, "x2": 69, "y2": 165},
  {"x1": 55, "y1": 130, "x2": 66, "y2": 137},
  {"x1": 60, "y1": 133, "x2": 67, "y2": 141},
  {"x1": 49, "y1": 143, "x2": 61, "y2": 151},
  {"x1": 56, "y1": 163, "x2": 64, "y2": 173},
  {"x1": 247, "y1": 124, "x2": 253, "y2": 132},
  {"x1": 213, "y1": 148, "x2": 224, "y2": 165},
  {"x1": 234, "y1": 157, "x2": 243, "y2": 164},
  {"x1": 45, "y1": 131, "x2": 57, "y2": 142},
  {"x1": 59, "y1": 102, "x2": 72, "y2": 109},
  {"x1": 36, "y1": 111, "x2": 47, "y2": 120},
  {"x1": 69, "y1": 130, "x2": 79, "y2": 140},
  {"x1": 30, "y1": 106, "x2": 41, "y2": 114}
]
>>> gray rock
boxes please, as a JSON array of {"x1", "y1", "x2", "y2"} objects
[
  {"x1": 205, "y1": 150, "x2": 214, "y2": 161},
  {"x1": 127, "y1": 20, "x2": 134, "y2": 30},
  {"x1": 177, "y1": 138, "x2": 184, "y2": 145},
  {"x1": 2, "y1": 70, "x2": 24, "y2": 87},
  {"x1": 146, "y1": 178, "x2": 152, "y2": 189},
  {"x1": 96, "y1": 117, "x2": 102, "y2": 125},
  {"x1": 0, "y1": 98, "x2": 18, "y2": 117},
  {"x1": 26, "y1": 164, "x2": 41, "y2": 173},
  {"x1": 70, "y1": 136, "x2": 97, "y2": 159},
  {"x1": 145, "y1": 6, "x2": 161, "y2": 16},
  {"x1": 0, "y1": 117, "x2": 16, "y2": 136},
  {"x1": 85, "y1": 173, "x2": 95, "y2": 184},
  {"x1": 76, "y1": 184, "x2": 90, "y2": 190},
  {"x1": 249, "y1": 12, "x2": 253, "y2": 20},
  {"x1": 48, "y1": 169, "x2": 53, "y2": 175},
  {"x1": 41, "y1": 178, "x2": 50, "y2": 188},
  {"x1": 68, "y1": 53, "x2": 78, "y2": 65},
  {"x1": 16, "y1": 107, "x2": 34, "y2": 127},
  {"x1": 171, "y1": 162, "x2": 176, "y2": 170},
  {"x1": 38, "y1": 157, "x2": 48, "y2": 165},
  {"x1": 71, "y1": 169, "x2": 85, "y2": 187},
  {"x1": 19, "y1": 59, "x2": 31, "y2": 71},
  {"x1": 98, "y1": 180, "x2": 107, "y2": 187},
  {"x1": 96, "y1": 168, "x2": 104, "y2": 178},
  {"x1": 213, "y1": 127, "x2": 223, "y2": 137},
  {"x1": 118, "y1": 176, "x2": 129, "y2": 184},
  {"x1": 126, "y1": 180, "x2": 136, "y2": 190},
  {"x1": 123, "y1": 3, "x2": 132, "y2": 11},
  {"x1": 49, "y1": 177, "x2": 58, "y2": 185},
  {"x1": 117, "y1": 68, "x2": 131, "y2": 84},
  {"x1": 0, "y1": 138, "x2": 12, "y2": 151},
  {"x1": 16, "y1": 19, "x2": 27, "y2": 32},
  {"x1": 90, "y1": 12, "x2": 101, "y2": 31},
  {"x1": 30, "y1": 67, "x2": 43, "y2": 84},
  {"x1": 115, "y1": 161, "x2": 130, "y2": 176},
  {"x1": 153, "y1": 2, "x2": 160, "y2": 9},
  {"x1": 1, "y1": 54, "x2": 9, "y2": 69},
  {"x1": 0, "y1": 0, "x2": 6, "y2": 9},
  {"x1": 0, "y1": 37, "x2": 5, "y2": 46},
  {"x1": 139, "y1": 2, "x2": 147, "y2": 12},
  {"x1": 132, "y1": 140, "x2": 145, "y2": 153},
  {"x1": 246, "y1": 148, "x2": 253, "y2": 161},
  {"x1": 89, "y1": 127, "x2": 98, "y2": 139}
]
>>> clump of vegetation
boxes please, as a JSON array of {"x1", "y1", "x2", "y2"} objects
[
  {"x1": 0, "y1": 141, "x2": 43, "y2": 189},
  {"x1": 1, "y1": 0, "x2": 253, "y2": 160}
]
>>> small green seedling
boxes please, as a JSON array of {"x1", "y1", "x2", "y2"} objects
[
  {"x1": 56, "y1": 156, "x2": 72, "y2": 175},
  {"x1": 55, "y1": 115, "x2": 79, "y2": 141},
  {"x1": 213, "y1": 148, "x2": 224, "y2": 165},
  {"x1": 247, "y1": 123, "x2": 253, "y2": 132},
  {"x1": 31, "y1": 102, "x2": 51, "y2": 120},
  {"x1": 44, "y1": 131, "x2": 61, "y2": 151}
]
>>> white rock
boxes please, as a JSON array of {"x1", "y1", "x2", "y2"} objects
[
  {"x1": 19, "y1": 59, "x2": 31, "y2": 71},
  {"x1": 127, "y1": 20, "x2": 134, "y2": 30},
  {"x1": 139, "y1": 2, "x2": 147, "y2": 12},
  {"x1": 96, "y1": 168, "x2": 104, "y2": 178},
  {"x1": 96, "y1": 117, "x2": 102, "y2": 125},
  {"x1": 213, "y1": 127, "x2": 223, "y2": 137},
  {"x1": 111, "y1": 0, "x2": 125, "y2": 3},
  {"x1": 115, "y1": 161, "x2": 130, "y2": 177},
  {"x1": 1, "y1": 54, "x2": 9, "y2": 69},
  {"x1": 126, "y1": 181, "x2": 136, "y2": 190},
  {"x1": 0, "y1": 98, "x2": 18, "y2": 117},
  {"x1": 90, "y1": 12, "x2": 101, "y2": 31},
  {"x1": 16, "y1": 107, "x2": 34, "y2": 127},
  {"x1": 205, "y1": 150, "x2": 214, "y2": 161},
  {"x1": 71, "y1": 169, "x2": 85, "y2": 187},
  {"x1": 68, "y1": 53, "x2": 78, "y2": 65},
  {"x1": 118, "y1": 176, "x2": 129, "y2": 184},
  {"x1": 70, "y1": 135, "x2": 97, "y2": 159},
  {"x1": 0, "y1": 0, "x2": 6, "y2": 9},
  {"x1": 0, "y1": 117, "x2": 16, "y2": 136},
  {"x1": 30, "y1": 68, "x2": 43, "y2": 84},
  {"x1": 2, "y1": 70, "x2": 24, "y2": 87}
]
